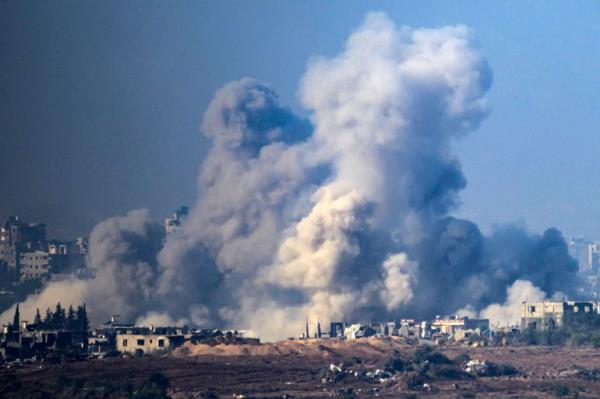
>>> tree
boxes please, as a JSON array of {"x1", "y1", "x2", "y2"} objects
[
  {"x1": 66, "y1": 306, "x2": 75, "y2": 330},
  {"x1": 44, "y1": 308, "x2": 52, "y2": 329},
  {"x1": 76, "y1": 304, "x2": 89, "y2": 332},
  {"x1": 52, "y1": 303, "x2": 66, "y2": 329},
  {"x1": 12, "y1": 303, "x2": 19, "y2": 330},
  {"x1": 34, "y1": 308, "x2": 42, "y2": 326}
]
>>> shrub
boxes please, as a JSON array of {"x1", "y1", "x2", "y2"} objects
[
  {"x1": 133, "y1": 372, "x2": 170, "y2": 399},
  {"x1": 553, "y1": 384, "x2": 570, "y2": 397},
  {"x1": 413, "y1": 346, "x2": 451, "y2": 364},
  {"x1": 385, "y1": 357, "x2": 405, "y2": 373}
]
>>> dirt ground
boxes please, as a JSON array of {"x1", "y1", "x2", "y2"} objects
[{"x1": 3, "y1": 339, "x2": 600, "y2": 398}]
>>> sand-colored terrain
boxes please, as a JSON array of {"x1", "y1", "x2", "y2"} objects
[
  {"x1": 173, "y1": 336, "x2": 414, "y2": 360},
  {"x1": 4, "y1": 340, "x2": 600, "y2": 398}
]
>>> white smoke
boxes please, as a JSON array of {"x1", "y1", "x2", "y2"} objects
[
  {"x1": 479, "y1": 279, "x2": 547, "y2": 327},
  {"x1": 3, "y1": 12, "x2": 580, "y2": 340},
  {"x1": 380, "y1": 253, "x2": 417, "y2": 311}
]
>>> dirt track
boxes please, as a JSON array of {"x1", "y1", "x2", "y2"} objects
[{"x1": 4, "y1": 339, "x2": 600, "y2": 398}]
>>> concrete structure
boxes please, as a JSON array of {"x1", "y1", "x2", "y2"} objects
[
  {"x1": 398, "y1": 319, "x2": 418, "y2": 338},
  {"x1": 116, "y1": 334, "x2": 176, "y2": 354},
  {"x1": 343, "y1": 323, "x2": 376, "y2": 339},
  {"x1": 329, "y1": 322, "x2": 344, "y2": 338},
  {"x1": 568, "y1": 237, "x2": 600, "y2": 273},
  {"x1": 0, "y1": 322, "x2": 87, "y2": 360},
  {"x1": 521, "y1": 300, "x2": 595, "y2": 331},
  {"x1": 0, "y1": 216, "x2": 47, "y2": 280},
  {"x1": 431, "y1": 316, "x2": 489, "y2": 335},
  {"x1": 19, "y1": 250, "x2": 50, "y2": 280}
]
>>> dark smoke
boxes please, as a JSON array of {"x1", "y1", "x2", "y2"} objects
[{"x1": 2, "y1": 12, "x2": 580, "y2": 340}]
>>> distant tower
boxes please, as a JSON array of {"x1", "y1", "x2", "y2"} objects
[
  {"x1": 317, "y1": 322, "x2": 322, "y2": 338},
  {"x1": 305, "y1": 319, "x2": 309, "y2": 340}
]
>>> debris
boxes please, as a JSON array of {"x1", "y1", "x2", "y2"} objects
[
  {"x1": 365, "y1": 369, "x2": 393, "y2": 383},
  {"x1": 322, "y1": 363, "x2": 396, "y2": 385},
  {"x1": 464, "y1": 359, "x2": 517, "y2": 377},
  {"x1": 558, "y1": 365, "x2": 599, "y2": 380}
]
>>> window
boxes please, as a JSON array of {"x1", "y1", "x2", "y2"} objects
[
  {"x1": 585, "y1": 306, "x2": 590, "y2": 312},
  {"x1": 158, "y1": 339, "x2": 164, "y2": 348},
  {"x1": 123, "y1": 339, "x2": 128, "y2": 347},
  {"x1": 574, "y1": 306, "x2": 579, "y2": 312},
  {"x1": 529, "y1": 306, "x2": 536, "y2": 313},
  {"x1": 137, "y1": 339, "x2": 145, "y2": 346}
]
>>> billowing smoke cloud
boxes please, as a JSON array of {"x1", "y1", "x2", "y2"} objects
[
  {"x1": 3, "y1": 12, "x2": 581, "y2": 340},
  {"x1": 1, "y1": 209, "x2": 162, "y2": 324}
]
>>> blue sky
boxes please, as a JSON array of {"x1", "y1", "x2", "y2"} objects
[{"x1": 1, "y1": 1, "x2": 600, "y2": 239}]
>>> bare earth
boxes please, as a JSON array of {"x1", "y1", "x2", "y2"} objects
[{"x1": 3, "y1": 337, "x2": 600, "y2": 398}]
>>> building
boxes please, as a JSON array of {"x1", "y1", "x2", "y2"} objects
[
  {"x1": 19, "y1": 250, "x2": 50, "y2": 280},
  {"x1": 48, "y1": 241, "x2": 68, "y2": 256},
  {"x1": 568, "y1": 237, "x2": 600, "y2": 273},
  {"x1": 164, "y1": 206, "x2": 188, "y2": 235},
  {"x1": 0, "y1": 321, "x2": 87, "y2": 361},
  {"x1": 521, "y1": 300, "x2": 595, "y2": 331},
  {"x1": 329, "y1": 322, "x2": 345, "y2": 338},
  {"x1": 0, "y1": 216, "x2": 47, "y2": 280},
  {"x1": 343, "y1": 323, "x2": 377, "y2": 339},
  {"x1": 48, "y1": 240, "x2": 80, "y2": 274},
  {"x1": 116, "y1": 333, "x2": 178, "y2": 354},
  {"x1": 398, "y1": 319, "x2": 419, "y2": 338},
  {"x1": 431, "y1": 316, "x2": 489, "y2": 335}
]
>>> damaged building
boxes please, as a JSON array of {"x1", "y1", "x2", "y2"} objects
[
  {"x1": 431, "y1": 316, "x2": 490, "y2": 335},
  {"x1": 115, "y1": 328, "x2": 184, "y2": 355},
  {"x1": 521, "y1": 300, "x2": 596, "y2": 331},
  {"x1": 0, "y1": 321, "x2": 87, "y2": 361}
]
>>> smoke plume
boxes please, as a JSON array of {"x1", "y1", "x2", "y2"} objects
[{"x1": 2, "y1": 12, "x2": 580, "y2": 340}]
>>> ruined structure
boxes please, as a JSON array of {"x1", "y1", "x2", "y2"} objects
[
  {"x1": 432, "y1": 316, "x2": 490, "y2": 335},
  {"x1": 521, "y1": 300, "x2": 596, "y2": 331}
]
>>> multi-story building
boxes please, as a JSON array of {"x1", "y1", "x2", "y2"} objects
[
  {"x1": 0, "y1": 217, "x2": 47, "y2": 280},
  {"x1": 19, "y1": 250, "x2": 50, "y2": 280},
  {"x1": 47, "y1": 240, "x2": 71, "y2": 273},
  {"x1": 568, "y1": 237, "x2": 600, "y2": 273}
]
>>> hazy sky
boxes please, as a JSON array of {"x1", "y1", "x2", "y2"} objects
[{"x1": 1, "y1": 1, "x2": 600, "y2": 239}]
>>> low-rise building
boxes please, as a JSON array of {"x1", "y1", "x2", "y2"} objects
[
  {"x1": 432, "y1": 316, "x2": 489, "y2": 335},
  {"x1": 116, "y1": 333, "x2": 179, "y2": 354}
]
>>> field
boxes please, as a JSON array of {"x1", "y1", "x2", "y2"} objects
[{"x1": 3, "y1": 338, "x2": 600, "y2": 398}]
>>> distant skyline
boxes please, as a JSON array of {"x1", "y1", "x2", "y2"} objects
[{"x1": 2, "y1": 1, "x2": 600, "y2": 239}]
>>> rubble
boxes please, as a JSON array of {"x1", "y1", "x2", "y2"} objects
[
  {"x1": 558, "y1": 365, "x2": 600, "y2": 380},
  {"x1": 464, "y1": 359, "x2": 517, "y2": 377},
  {"x1": 321, "y1": 363, "x2": 396, "y2": 385}
]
